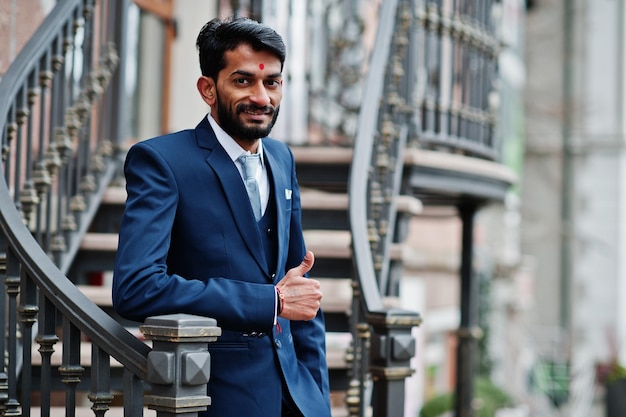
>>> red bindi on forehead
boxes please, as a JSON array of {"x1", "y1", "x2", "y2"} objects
[{"x1": 259, "y1": 63, "x2": 265, "y2": 70}]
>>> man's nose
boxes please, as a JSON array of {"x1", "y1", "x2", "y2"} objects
[{"x1": 249, "y1": 82, "x2": 270, "y2": 106}]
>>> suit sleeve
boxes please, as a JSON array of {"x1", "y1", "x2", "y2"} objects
[{"x1": 112, "y1": 141, "x2": 276, "y2": 330}]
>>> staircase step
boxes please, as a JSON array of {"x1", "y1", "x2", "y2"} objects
[
  {"x1": 77, "y1": 284, "x2": 113, "y2": 307},
  {"x1": 101, "y1": 186, "x2": 126, "y2": 204},
  {"x1": 301, "y1": 188, "x2": 349, "y2": 230},
  {"x1": 80, "y1": 233, "x2": 118, "y2": 251},
  {"x1": 301, "y1": 188, "x2": 422, "y2": 230},
  {"x1": 303, "y1": 230, "x2": 404, "y2": 260},
  {"x1": 293, "y1": 146, "x2": 352, "y2": 192},
  {"x1": 318, "y1": 278, "x2": 352, "y2": 312},
  {"x1": 325, "y1": 332, "x2": 351, "y2": 370}
]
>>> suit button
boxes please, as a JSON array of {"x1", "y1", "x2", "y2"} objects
[
  {"x1": 275, "y1": 340, "x2": 282, "y2": 349},
  {"x1": 271, "y1": 273, "x2": 276, "y2": 278},
  {"x1": 266, "y1": 228, "x2": 273, "y2": 237}
]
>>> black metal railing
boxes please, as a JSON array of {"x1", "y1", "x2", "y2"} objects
[
  {"x1": 412, "y1": 0, "x2": 501, "y2": 159},
  {"x1": 347, "y1": 1, "x2": 501, "y2": 416},
  {"x1": 0, "y1": 1, "x2": 220, "y2": 415},
  {"x1": 348, "y1": 1, "x2": 423, "y2": 416},
  {"x1": 0, "y1": 0, "x2": 126, "y2": 275}
]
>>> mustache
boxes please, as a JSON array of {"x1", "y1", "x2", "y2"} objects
[{"x1": 237, "y1": 104, "x2": 275, "y2": 114}]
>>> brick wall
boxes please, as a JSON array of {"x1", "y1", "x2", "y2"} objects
[{"x1": 0, "y1": 0, "x2": 50, "y2": 76}]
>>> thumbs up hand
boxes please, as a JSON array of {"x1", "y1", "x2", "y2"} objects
[{"x1": 276, "y1": 251, "x2": 322, "y2": 321}]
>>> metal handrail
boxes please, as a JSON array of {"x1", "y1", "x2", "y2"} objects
[
  {"x1": 0, "y1": 0, "x2": 151, "y2": 411},
  {"x1": 0, "y1": 179, "x2": 150, "y2": 376},
  {"x1": 348, "y1": 1, "x2": 422, "y2": 416},
  {"x1": 348, "y1": 0, "x2": 396, "y2": 315}
]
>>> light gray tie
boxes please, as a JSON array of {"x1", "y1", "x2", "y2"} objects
[{"x1": 238, "y1": 154, "x2": 262, "y2": 221}]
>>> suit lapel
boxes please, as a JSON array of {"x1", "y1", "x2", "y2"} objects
[
  {"x1": 195, "y1": 119, "x2": 269, "y2": 275},
  {"x1": 263, "y1": 146, "x2": 287, "y2": 282}
]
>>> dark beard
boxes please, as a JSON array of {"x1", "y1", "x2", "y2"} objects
[{"x1": 216, "y1": 96, "x2": 280, "y2": 143}]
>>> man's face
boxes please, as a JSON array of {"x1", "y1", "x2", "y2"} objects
[{"x1": 211, "y1": 43, "x2": 283, "y2": 147}]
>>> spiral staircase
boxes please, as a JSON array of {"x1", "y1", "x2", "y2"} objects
[{"x1": 0, "y1": 0, "x2": 514, "y2": 416}]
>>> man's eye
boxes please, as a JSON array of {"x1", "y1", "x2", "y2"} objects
[
  {"x1": 266, "y1": 80, "x2": 280, "y2": 87},
  {"x1": 235, "y1": 78, "x2": 249, "y2": 85}
]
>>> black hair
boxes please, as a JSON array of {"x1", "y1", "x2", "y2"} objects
[{"x1": 196, "y1": 17, "x2": 287, "y2": 80}]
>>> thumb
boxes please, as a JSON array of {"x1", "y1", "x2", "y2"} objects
[{"x1": 295, "y1": 250, "x2": 314, "y2": 275}]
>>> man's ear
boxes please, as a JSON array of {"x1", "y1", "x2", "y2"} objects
[{"x1": 197, "y1": 76, "x2": 216, "y2": 106}]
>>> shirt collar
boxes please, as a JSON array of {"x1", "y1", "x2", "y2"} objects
[{"x1": 207, "y1": 114, "x2": 264, "y2": 163}]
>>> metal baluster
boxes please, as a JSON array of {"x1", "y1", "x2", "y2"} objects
[
  {"x1": 484, "y1": 0, "x2": 498, "y2": 150},
  {"x1": 78, "y1": 0, "x2": 97, "y2": 198},
  {"x1": 21, "y1": 70, "x2": 41, "y2": 227},
  {"x1": 51, "y1": 22, "x2": 74, "y2": 265},
  {"x1": 14, "y1": 87, "x2": 26, "y2": 209},
  {"x1": 458, "y1": 8, "x2": 471, "y2": 141},
  {"x1": 481, "y1": 0, "x2": 489, "y2": 31},
  {"x1": 64, "y1": 13, "x2": 80, "y2": 244},
  {"x1": 424, "y1": 2, "x2": 439, "y2": 137},
  {"x1": 346, "y1": 280, "x2": 365, "y2": 417},
  {"x1": 486, "y1": 47, "x2": 498, "y2": 150},
  {"x1": 97, "y1": 0, "x2": 109, "y2": 146},
  {"x1": 59, "y1": 318, "x2": 84, "y2": 417},
  {"x1": 437, "y1": 0, "x2": 449, "y2": 141},
  {"x1": 36, "y1": 295, "x2": 59, "y2": 417},
  {"x1": 356, "y1": 322, "x2": 370, "y2": 417},
  {"x1": 415, "y1": 1, "x2": 428, "y2": 141},
  {"x1": 432, "y1": 0, "x2": 444, "y2": 138},
  {"x1": 109, "y1": 0, "x2": 129, "y2": 150},
  {"x1": 449, "y1": 0, "x2": 461, "y2": 139},
  {"x1": 46, "y1": 36, "x2": 64, "y2": 259},
  {"x1": 467, "y1": 38, "x2": 478, "y2": 146},
  {"x1": 70, "y1": 2, "x2": 88, "y2": 222},
  {"x1": 469, "y1": 1, "x2": 482, "y2": 147},
  {"x1": 19, "y1": 271, "x2": 39, "y2": 417},
  {"x1": 3, "y1": 105, "x2": 16, "y2": 192},
  {"x1": 480, "y1": 47, "x2": 491, "y2": 149},
  {"x1": 89, "y1": 345, "x2": 114, "y2": 417},
  {"x1": 1, "y1": 115, "x2": 7, "y2": 178},
  {"x1": 0, "y1": 237, "x2": 9, "y2": 412},
  {"x1": 5, "y1": 247, "x2": 22, "y2": 416},
  {"x1": 123, "y1": 370, "x2": 145, "y2": 417},
  {"x1": 35, "y1": 52, "x2": 54, "y2": 248},
  {"x1": 345, "y1": 279, "x2": 358, "y2": 417}
]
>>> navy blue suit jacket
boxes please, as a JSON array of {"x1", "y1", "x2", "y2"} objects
[{"x1": 112, "y1": 117, "x2": 331, "y2": 417}]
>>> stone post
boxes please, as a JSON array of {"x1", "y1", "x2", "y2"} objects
[{"x1": 140, "y1": 314, "x2": 222, "y2": 417}]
